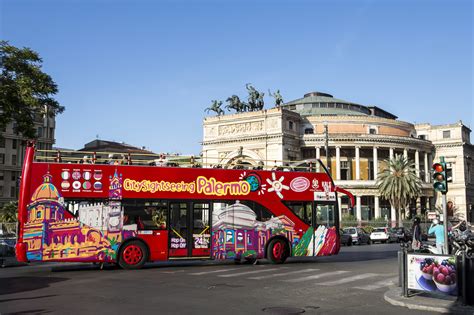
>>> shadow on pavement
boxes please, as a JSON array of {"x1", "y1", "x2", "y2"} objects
[
  {"x1": 26, "y1": 246, "x2": 398, "y2": 272},
  {"x1": 0, "y1": 294, "x2": 57, "y2": 303},
  {"x1": 4, "y1": 309, "x2": 51, "y2": 314},
  {"x1": 0, "y1": 277, "x2": 68, "y2": 295}
]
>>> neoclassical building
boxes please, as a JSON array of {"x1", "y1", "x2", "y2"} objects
[{"x1": 202, "y1": 91, "x2": 474, "y2": 222}]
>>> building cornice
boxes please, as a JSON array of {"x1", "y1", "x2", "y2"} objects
[
  {"x1": 305, "y1": 114, "x2": 415, "y2": 129},
  {"x1": 433, "y1": 142, "x2": 470, "y2": 149},
  {"x1": 202, "y1": 134, "x2": 284, "y2": 146},
  {"x1": 302, "y1": 134, "x2": 434, "y2": 150}
]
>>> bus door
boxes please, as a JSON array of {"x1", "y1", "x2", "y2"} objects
[
  {"x1": 314, "y1": 202, "x2": 337, "y2": 228},
  {"x1": 169, "y1": 202, "x2": 211, "y2": 258},
  {"x1": 312, "y1": 201, "x2": 338, "y2": 255}
]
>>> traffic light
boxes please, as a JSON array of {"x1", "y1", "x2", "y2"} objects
[
  {"x1": 446, "y1": 166, "x2": 453, "y2": 183},
  {"x1": 432, "y1": 162, "x2": 448, "y2": 193}
]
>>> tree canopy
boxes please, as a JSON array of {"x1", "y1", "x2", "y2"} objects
[
  {"x1": 376, "y1": 154, "x2": 422, "y2": 227},
  {"x1": 0, "y1": 201, "x2": 17, "y2": 223},
  {"x1": 0, "y1": 41, "x2": 64, "y2": 138}
]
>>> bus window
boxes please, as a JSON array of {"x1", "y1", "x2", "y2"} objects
[
  {"x1": 240, "y1": 200, "x2": 272, "y2": 222},
  {"x1": 193, "y1": 203, "x2": 210, "y2": 250},
  {"x1": 212, "y1": 202, "x2": 232, "y2": 223},
  {"x1": 212, "y1": 200, "x2": 273, "y2": 225},
  {"x1": 123, "y1": 200, "x2": 167, "y2": 230},
  {"x1": 316, "y1": 204, "x2": 336, "y2": 227},
  {"x1": 283, "y1": 201, "x2": 312, "y2": 225}
]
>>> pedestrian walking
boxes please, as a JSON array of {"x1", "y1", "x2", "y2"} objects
[
  {"x1": 428, "y1": 218, "x2": 446, "y2": 254},
  {"x1": 411, "y1": 217, "x2": 422, "y2": 251}
]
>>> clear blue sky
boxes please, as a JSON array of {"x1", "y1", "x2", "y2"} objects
[{"x1": 1, "y1": 0, "x2": 472, "y2": 154}]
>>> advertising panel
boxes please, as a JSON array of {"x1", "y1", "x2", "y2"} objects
[{"x1": 407, "y1": 253, "x2": 458, "y2": 296}]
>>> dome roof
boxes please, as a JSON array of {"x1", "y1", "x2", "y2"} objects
[
  {"x1": 30, "y1": 174, "x2": 61, "y2": 203},
  {"x1": 282, "y1": 91, "x2": 372, "y2": 117},
  {"x1": 218, "y1": 202, "x2": 256, "y2": 221}
]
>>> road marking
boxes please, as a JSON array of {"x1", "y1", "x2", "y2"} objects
[
  {"x1": 282, "y1": 270, "x2": 349, "y2": 283},
  {"x1": 248, "y1": 268, "x2": 319, "y2": 280},
  {"x1": 218, "y1": 268, "x2": 280, "y2": 278},
  {"x1": 353, "y1": 276, "x2": 398, "y2": 291},
  {"x1": 318, "y1": 273, "x2": 380, "y2": 286},
  {"x1": 190, "y1": 268, "x2": 241, "y2": 275},
  {"x1": 161, "y1": 270, "x2": 185, "y2": 274}
]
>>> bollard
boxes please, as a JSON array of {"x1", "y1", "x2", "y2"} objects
[
  {"x1": 398, "y1": 250, "x2": 403, "y2": 287},
  {"x1": 462, "y1": 253, "x2": 474, "y2": 306},
  {"x1": 402, "y1": 249, "x2": 408, "y2": 297},
  {"x1": 462, "y1": 252, "x2": 466, "y2": 305}
]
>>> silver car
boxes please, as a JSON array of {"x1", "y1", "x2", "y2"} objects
[{"x1": 343, "y1": 227, "x2": 371, "y2": 245}]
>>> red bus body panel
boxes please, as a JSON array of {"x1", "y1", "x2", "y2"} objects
[{"x1": 17, "y1": 149, "x2": 353, "y2": 265}]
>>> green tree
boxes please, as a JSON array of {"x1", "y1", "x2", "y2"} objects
[
  {"x1": 376, "y1": 154, "x2": 422, "y2": 227},
  {"x1": 0, "y1": 41, "x2": 64, "y2": 138},
  {"x1": 0, "y1": 201, "x2": 18, "y2": 223}
]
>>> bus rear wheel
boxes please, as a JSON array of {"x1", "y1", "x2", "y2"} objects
[
  {"x1": 267, "y1": 239, "x2": 288, "y2": 264},
  {"x1": 118, "y1": 241, "x2": 148, "y2": 270}
]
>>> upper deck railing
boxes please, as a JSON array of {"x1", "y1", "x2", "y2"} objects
[{"x1": 33, "y1": 149, "x2": 328, "y2": 173}]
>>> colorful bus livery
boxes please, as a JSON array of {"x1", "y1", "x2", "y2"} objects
[{"x1": 16, "y1": 144, "x2": 354, "y2": 269}]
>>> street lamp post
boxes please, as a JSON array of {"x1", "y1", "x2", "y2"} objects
[{"x1": 324, "y1": 122, "x2": 330, "y2": 171}]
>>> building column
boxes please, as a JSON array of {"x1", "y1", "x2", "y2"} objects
[
  {"x1": 416, "y1": 197, "x2": 422, "y2": 216},
  {"x1": 315, "y1": 146, "x2": 320, "y2": 172},
  {"x1": 336, "y1": 146, "x2": 341, "y2": 180},
  {"x1": 424, "y1": 152, "x2": 429, "y2": 183},
  {"x1": 426, "y1": 197, "x2": 431, "y2": 210},
  {"x1": 389, "y1": 147, "x2": 394, "y2": 160},
  {"x1": 356, "y1": 196, "x2": 362, "y2": 221},
  {"x1": 374, "y1": 196, "x2": 380, "y2": 218},
  {"x1": 428, "y1": 154, "x2": 433, "y2": 178},
  {"x1": 355, "y1": 146, "x2": 360, "y2": 180},
  {"x1": 373, "y1": 146, "x2": 378, "y2": 180},
  {"x1": 404, "y1": 148, "x2": 408, "y2": 159},
  {"x1": 415, "y1": 150, "x2": 420, "y2": 177}
]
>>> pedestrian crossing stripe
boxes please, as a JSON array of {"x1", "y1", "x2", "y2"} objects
[
  {"x1": 218, "y1": 268, "x2": 281, "y2": 278},
  {"x1": 185, "y1": 267, "x2": 397, "y2": 291},
  {"x1": 190, "y1": 268, "x2": 242, "y2": 275},
  {"x1": 248, "y1": 268, "x2": 319, "y2": 280},
  {"x1": 317, "y1": 273, "x2": 380, "y2": 286},
  {"x1": 353, "y1": 276, "x2": 398, "y2": 291},
  {"x1": 282, "y1": 270, "x2": 350, "y2": 282}
]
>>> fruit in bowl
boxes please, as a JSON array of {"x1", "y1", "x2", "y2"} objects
[
  {"x1": 420, "y1": 258, "x2": 436, "y2": 280},
  {"x1": 433, "y1": 261, "x2": 457, "y2": 293}
]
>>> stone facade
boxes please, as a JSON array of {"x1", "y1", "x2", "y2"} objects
[
  {"x1": 202, "y1": 91, "x2": 473, "y2": 222},
  {"x1": 0, "y1": 115, "x2": 55, "y2": 207},
  {"x1": 415, "y1": 122, "x2": 474, "y2": 221}
]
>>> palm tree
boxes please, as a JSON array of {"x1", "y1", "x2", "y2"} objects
[
  {"x1": 376, "y1": 154, "x2": 422, "y2": 227},
  {"x1": 0, "y1": 201, "x2": 18, "y2": 223}
]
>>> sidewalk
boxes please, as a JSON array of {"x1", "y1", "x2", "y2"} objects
[{"x1": 384, "y1": 286, "x2": 474, "y2": 314}]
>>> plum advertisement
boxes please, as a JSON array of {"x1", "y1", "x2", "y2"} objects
[{"x1": 407, "y1": 254, "x2": 458, "y2": 296}]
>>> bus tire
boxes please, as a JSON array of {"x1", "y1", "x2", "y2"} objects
[
  {"x1": 267, "y1": 238, "x2": 288, "y2": 264},
  {"x1": 118, "y1": 240, "x2": 148, "y2": 270}
]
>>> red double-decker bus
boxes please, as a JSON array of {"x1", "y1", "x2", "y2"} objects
[{"x1": 15, "y1": 143, "x2": 354, "y2": 269}]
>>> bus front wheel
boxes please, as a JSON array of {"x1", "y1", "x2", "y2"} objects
[
  {"x1": 118, "y1": 240, "x2": 148, "y2": 270},
  {"x1": 267, "y1": 239, "x2": 288, "y2": 264}
]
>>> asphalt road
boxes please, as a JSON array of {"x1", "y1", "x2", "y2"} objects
[{"x1": 0, "y1": 243, "x2": 432, "y2": 315}]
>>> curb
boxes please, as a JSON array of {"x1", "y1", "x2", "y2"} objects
[{"x1": 384, "y1": 286, "x2": 474, "y2": 314}]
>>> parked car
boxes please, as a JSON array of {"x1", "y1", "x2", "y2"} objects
[
  {"x1": 391, "y1": 227, "x2": 412, "y2": 243},
  {"x1": 391, "y1": 227, "x2": 428, "y2": 242},
  {"x1": 0, "y1": 233, "x2": 17, "y2": 267},
  {"x1": 370, "y1": 227, "x2": 398, "y2": 243},
  {"x1": 339, "y1": 229, "x2": 352, "y2": 246},
  {"x1": 343, "y1": 227, "x2": 371, "y2": 245}
]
